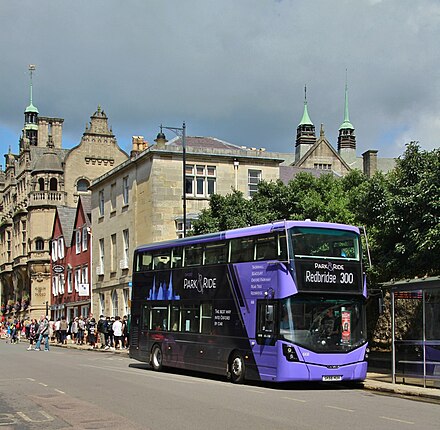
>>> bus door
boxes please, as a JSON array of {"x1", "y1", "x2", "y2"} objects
[
  {"x1": 139, "y1": 304, "x2": 151, "y2": 354},
  {"x1": 253, "y1": 301, "x2": 278, "y2": 380}
]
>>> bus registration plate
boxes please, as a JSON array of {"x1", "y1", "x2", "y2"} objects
[{"x1": 322, "y1": 375, "x2": 342, "y2": 382}]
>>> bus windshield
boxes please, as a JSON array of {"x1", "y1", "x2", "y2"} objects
[
  {"x1": 279, "y1": 296, "x2": 366, "y2": 353},
  {"x1": 290, "y1": 227, "x2": 360, "y2": 261}
]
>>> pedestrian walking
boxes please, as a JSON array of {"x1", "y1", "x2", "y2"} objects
[
  {"x1": 9, "y1": 322, "x2": 18, "y2": 344},
  {"x1": 34, "y1": 315, "x2": 50, "y2": 351},
  {"x1": 27, "y1": 318, "x2": 39, "y2": 350}
]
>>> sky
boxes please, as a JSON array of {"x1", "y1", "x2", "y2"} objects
[{"x1": 1, "y1": 0, "x2": 439, "y2": 165}]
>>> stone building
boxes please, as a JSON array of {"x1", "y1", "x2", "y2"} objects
[
  {"x1": 50, "y1": 196, "x2": 92, "y2": 322},
  {"x1": 0, "y1": 71, "x2": 128, "y2": 320},
  {"x1": 278, "y1": 85, "x2": 396, "y2": 178},
  {"x1": 89, "y1": 134, "x2": 283, "y2": 317}
]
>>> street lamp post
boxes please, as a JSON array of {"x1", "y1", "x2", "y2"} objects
[{"x1": 160, "y1": 122, "x2": 187, "y2": 237}]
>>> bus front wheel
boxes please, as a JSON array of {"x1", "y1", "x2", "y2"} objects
[
  {"x1": 151, "y1": 345, "x2": 163, "y2": 371},
  {"x1": 230, "y1": 352, "x2": 245, "y2": 384}
]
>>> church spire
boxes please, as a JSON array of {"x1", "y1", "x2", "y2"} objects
[
  {"x1": 339, "y1": 72, "x2": 353, "y2": 130},
  {"x1": 24, "y1": 65, "x2": 39, "y2": 146},
  {"x1": 338, "y1": 71, "x2": 356, "y2": 159},
  {"x1": 298, "y1": 85, "x2": 313, "y2": 126},
  {"x1": 25, "y1": 65, "x2": 39, "y2": 114},
  {"x1": 295, "y1": 85, "x2": 316, "y2": 162}
]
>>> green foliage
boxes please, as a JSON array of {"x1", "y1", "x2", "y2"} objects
[
  {"x1": 192, "y1": 190, "x2": 267, "y2": 235},
  {"x1": 193, "y1": 171, "x2": 362, "y2": 233},
  {"x1": 193, "y1": 142, "x2": 439, "y2": 281},
  {"x1": 352, "y1": 142, "x2": 440, "y2": 280}
]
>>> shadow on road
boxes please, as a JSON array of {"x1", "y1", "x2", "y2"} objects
[{"x1": 127, "y1": 362, "x2": 364, "y2": 391}]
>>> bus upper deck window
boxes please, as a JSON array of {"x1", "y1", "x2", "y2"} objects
[
  {"x1": 172, "y1": 248, "x2": 183, "y2": 268},
  {"x1": 205, "y1": 241, "x2": 227, "y2": 265},
  {"x1": 137, "y1": 252, "x2": 152, "y2": 271},
  {"x1": 230, "y1": 238, "x2": 254, "y2": 263},
  {"x1": 255, "y1": 235, "x2": 277, "y2": 261},
  {"x1": 153, "y1": 251, "x2": 171, "y2": 270},
  {"x1": 184, "y1": 244, "x2": 203, "y2": 267}
]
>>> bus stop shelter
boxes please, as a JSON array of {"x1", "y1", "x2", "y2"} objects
[{"x1": 384, "y1": 276, "x2": 440, "y2": 388}]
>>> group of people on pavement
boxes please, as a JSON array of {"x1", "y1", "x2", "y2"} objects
[
  {"x1": 96, "y1": 315, "x2": 130, "y2": 350},
  {"x1": 1, "y1": 313, "x2": 130, "y2": 351},
  {"x1": 0, "y1": 317, "x2": 22, "y2": 344}
]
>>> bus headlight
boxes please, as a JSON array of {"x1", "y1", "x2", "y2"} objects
[{"x1": 282, "y1": 343, "x2": 299, "y2": 362}]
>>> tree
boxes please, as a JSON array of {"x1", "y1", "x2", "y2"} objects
[
  {"x1": 192, "y1": 190, "x2": 267, "y2": 235},
  {"x1": 193, "y1": 171, "x2": 363, "y2": 234},
  {"x1": 352, "y1": 142, "x2": 440, "y2": 281}
]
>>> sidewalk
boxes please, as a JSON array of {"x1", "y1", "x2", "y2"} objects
[
  {"x1": 10, "y1": 336, "x2": 440, "y2": 402},
  {"x1": 364, "y1": 371, "x2": 440, "y2": 402}
]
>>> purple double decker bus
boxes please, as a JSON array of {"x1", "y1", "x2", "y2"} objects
[{"x1": 129, "y1": 220, "x2": 368, "y2": 383}]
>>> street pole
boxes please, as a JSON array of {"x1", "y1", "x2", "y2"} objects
[
  {"x1": 161, "y1": 122, "x2": 187, "y2": 237},
  {"x1": 182, "y1": 122, "x2": 186, "y2": 237}
]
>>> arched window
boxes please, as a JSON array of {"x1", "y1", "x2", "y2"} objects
[
  {"x1": 112, "y1": 290, "x2": 119, "y2": 317},
  {"x1": 35, "y1": 238, "x2": 44, "y2": 251},
  {"x1": 50, "y1": 178, "x2": 58, "y2": 191},
  {"x1": 38, "y1": 178, "x2": 45, "y2": 191},
  {"x1": 77, "y1": 179, "x2": 90, "y2": 192}
]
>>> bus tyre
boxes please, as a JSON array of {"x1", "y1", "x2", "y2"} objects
[
  {"x1": 151, "y1": 345, "x2": 163, "y2": 371},
  {"x1": 230, "y1": 352, "x2": 245, "y2": 384}
]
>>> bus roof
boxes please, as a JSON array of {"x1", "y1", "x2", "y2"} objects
[{"x1": 134, "y1": 220, "x2": 360, "y2": 253}]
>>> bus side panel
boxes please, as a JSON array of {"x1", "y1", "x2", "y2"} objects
[{"x1": 131, "y1": 267, "x2": 261, "y2": 380}]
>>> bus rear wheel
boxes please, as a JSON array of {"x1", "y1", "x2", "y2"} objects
[
  {"x1": 151, "y1": 345, "x2": 163, "y2": 371},
  {"x1": 230, "y1": 352, "x2": 245, "y2": 384}
]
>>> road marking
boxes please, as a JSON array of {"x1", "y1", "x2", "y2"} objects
[
  {"x1": 325, "y1": 405, "x2": 354, "y2": 413},
  {"x1": 54, "y1": 389, "x2": 65, "y2": 394},
  {"x1": 380, "y1": 416, "x2": 414, "y2": 425},
  {"x1": 16, "y1": 410, "x2": 54, "y2": 423},
  {"x1": 281, "y1": 396, "x2": 307, "y2": 403},
  {"x1": 38, "y1": 382, "x2": 48, "y2": 387},
  {"x1": 26, "y1": 378, "x2": 35, "y2": 382},
  {"x1": 246, "y1": 389, "x2": 265, "y2": 394},
  {"x1": 0, "y1": 378, "x2": 32, "y2": 382}
]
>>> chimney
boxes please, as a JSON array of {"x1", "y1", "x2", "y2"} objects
[
  {"x1": 131, "y1": 136, "x2": 148, "y2": 157},
  {"x1": 362, "y1": 150, "x2": 378, "y2": 178}
]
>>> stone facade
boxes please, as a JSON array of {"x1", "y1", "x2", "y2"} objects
[
  {"x1": 89, "y1": 136, "x2": 283, "y2": 317},
  {"x1": 0, "y1": 100, "x2": 127, "y2": 320}
]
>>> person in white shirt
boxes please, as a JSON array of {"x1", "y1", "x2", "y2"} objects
[
  {"x1": 54, "y1": 318, "x2": 61, "y2": 344},
  {"x1": 112, "y1": 316, "x2": 123, "y2": 350}
]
